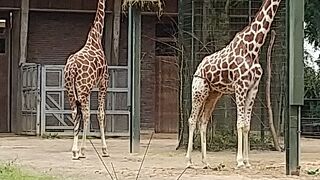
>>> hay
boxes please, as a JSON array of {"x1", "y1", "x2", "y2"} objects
[{"x1": 122, "y1": 0, "x2": 164, "y2": 17}]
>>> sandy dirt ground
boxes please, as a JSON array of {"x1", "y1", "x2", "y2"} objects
[{"x1": 0, "y1": 133, "x2": 320, "y2": 180}]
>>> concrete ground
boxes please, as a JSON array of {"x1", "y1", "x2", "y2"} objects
[{"x1": 0, "y1": 133, "x2": 320, "y2": 180}]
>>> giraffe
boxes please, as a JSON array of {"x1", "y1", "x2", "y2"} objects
[
  {"x1": 64, "y1": 0, "x2": 109, "y2": 160},
  {"x1": 186, "y1": 0, "x2": 282, "y2": 169}
]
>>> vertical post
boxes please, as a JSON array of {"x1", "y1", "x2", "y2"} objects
[
  {"x1": 286, "y1": 0, "x2": 304, "y2": 175},
  {"x1": 36, "y1": 64, "x2": 41, "y2": 136},
  {"x1": 19, "y1": 0, "x2": 29, "y2": 65},
  {"x1": 128, "y1": 5, "x2": 141, "y2": 153},
  {"x1": 191, "y1": 0, "x2": 195, "y2": 70},
  {"x1": 41, "y1": 66, "x2": 46, "y2": 136},
  {"x1": 113, "y1": 0, "x2": 122, "y2": 65}
]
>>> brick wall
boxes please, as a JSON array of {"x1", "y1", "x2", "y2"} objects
[{"x1": 140, "y1": 16, "x2": 156, "y2": 129}]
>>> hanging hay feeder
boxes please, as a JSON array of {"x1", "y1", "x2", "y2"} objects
[{"x1": 122, "y1": 0, "x2": 164, "y2": 17}]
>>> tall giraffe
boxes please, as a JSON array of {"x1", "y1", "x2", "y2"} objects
[
  {"x1": 186, "y1": 0, "x2": 282, "y2": 168},
  {"x1": 64, "y1": 0, "x2": 109, "y2": 160}
]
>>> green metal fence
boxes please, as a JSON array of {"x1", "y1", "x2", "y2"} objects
[{"x1": 301, "y1": 99, "x2": 320, "y2": 136}]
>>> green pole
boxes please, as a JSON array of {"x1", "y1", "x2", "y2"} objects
[
  {"x1": 128, "y1": 5, "x2": 141, "y2": 153},
  {"x1": 286, "y1": 0, "x2": 304, "y2": 175}
]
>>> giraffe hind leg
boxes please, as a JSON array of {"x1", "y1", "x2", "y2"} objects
[
  {"x1": 186, "y1": 77, "x2": 210, "y2": 168},
  {"x1": 200, "y1": 91, "x2": 222, "y2": 169},
  {"x1": 79, "y1": 103, "x2": 90, "y2": 158},
  {"x1": 71, "y1": 101, "x2": 82, "y2": 160}
]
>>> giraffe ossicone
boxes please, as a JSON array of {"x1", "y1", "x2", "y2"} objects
[
  {"x1": 64, "y1": 0, "x2": 109, "y2": 160},
  {"x1": 186, "y1": 0, "x2": 282, "y2": 169}
]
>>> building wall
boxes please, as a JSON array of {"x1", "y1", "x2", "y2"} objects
[
  {"x1": 27, "y1": 12, "x2": 94, "y2": 64},
  {"x1": 0, "y1": 0, "x2": 21, "y2": 8}
]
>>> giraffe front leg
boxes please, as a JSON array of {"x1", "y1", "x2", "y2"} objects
[
  {"x1": 79, "y1": 104, "x2": 89, "y2": 158},
  {"x1": 98, "y1": 106, "x2": 109, "y2": 157},
  {"x1": 243, "y1": 82, "x2": 260, "y2": 168},
  {"x1": 235, "y1": 89, "x2": 247, "y2": 169},
  {"x1": 236, "y1": 125, "x2": 245, "y2": 168},
  {"x1": 243, "y1": 125, "x2": 251, "y2": 168}
]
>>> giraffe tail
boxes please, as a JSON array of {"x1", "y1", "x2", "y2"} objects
[
  {"x1": 71, "y1": 66, "x2": 83, "y2": 135},
  {"x1": 74, "y1": 100, "x2": 83, "y2": 136}
]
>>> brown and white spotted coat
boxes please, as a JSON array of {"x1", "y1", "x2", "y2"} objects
[
  {"x1": 64, "y1": 0, "x2": 109, "y2": 160},
  {"x1": 186, "y1": 0, "x2": 282, "y2": 169}
]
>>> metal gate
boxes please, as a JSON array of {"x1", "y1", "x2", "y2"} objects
[
  {"x1": 21, "y1": 63, "x2": 41, "y2": 135},
  {"x1": 40, "y1": 65, "x2": 130, "y2": 136}
]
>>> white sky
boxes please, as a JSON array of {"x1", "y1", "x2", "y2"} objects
[{"x1": 305, "y1": 39, "x2": 320, "y2": 71}]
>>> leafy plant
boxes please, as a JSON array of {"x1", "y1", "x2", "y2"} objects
[
  {"x1": 192, "y1": 130, "x2": 274, "y2": 152},
  {"x1": 305, "y1": 0, "x2": 320, "y2": 49},
  {"x1": 0, "y1": 162, "x2": 55, "y2": 180}
]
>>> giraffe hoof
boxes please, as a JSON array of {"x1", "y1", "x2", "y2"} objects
[
  {"x1": 203, "y1": 164, "x2": 211, "y2": 169},
  {"x1": 72, "y1": 157, "x2": 80, "y2": 160},
  {"x1": 186, "y1": 163, "x2": 195, "y2": 169},
  {"x1": 72, "y1": 151, "x2": 80, "y2": 160},
  {"x1": 236, "y1": 163, "x2": 245, "y2": 169},
  {"x1": 245, "y1": 163, "x2": 252, "y2": 168},
  {"x1": 102, "y1": 147, "x2": 110, "y2": 157},
  {"x1": 79, "y1": 154, "x2": 86, "y2": 159},
  {"x1": 102, "y1": 153, "x2": 110, "y2": 157},
  {"x1": 72, "y1": 155, "x2": 80, "y2": 160}
]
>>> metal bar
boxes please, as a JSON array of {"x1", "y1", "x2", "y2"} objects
[
  {"x1": 41, "y1": 65, "x2": 46, "y2": 136},
  {"x1": 128, "y1": 5, "x2": 141, "y2": 153},
  {"x1": 36, "y1": 65, "x2": 41, "y2": 136},
  {"x1": 128, "y1": 5, "x2": 133, "y2": 153},
  {"x1": 29, "y1": 8, "x2": 113, "y2": 14},
  {"x1": 0, "y1": 7, "x2": 20, "y2": 11},
  {"x1": 41, "y1": 131, "x2": 129, "y2": 137},
  {"x1": 47, "y1": 94, "x2": 62, "y2": 110},
  {"x1": 286, "y1": 0, "x2": 304, "y2": 175},
  {"x1": 111, "y1": 73, "x2": 116, "y2": 132},
  {"x1": 44, "y1": 110, "x2": 130, "y2": 115},
  {"x1": 133, "y1": 6, "x2": 141, "y2": 154},
  {"x1": 191, "y1": 0, "x2": 194, "y2": 70},
  {"x1": 248, "y1": 0, "x2": 252, "y2": 23},
  {"x1": 45, "y1": 105, "x2": 68, "y2": 126}
]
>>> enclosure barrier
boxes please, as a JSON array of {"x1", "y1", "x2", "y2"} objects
[{"x1": 21, "y1": 63, "x2": 130, "y2": 137}]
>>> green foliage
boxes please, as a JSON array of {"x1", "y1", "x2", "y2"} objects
[
  {"x1": 41, "y1": 133, "x2": 60, "y2": 139},
  {"x1": 192, "y1": 130, "x2": 274, "y2": 152},
  {"x1": 304, "y1": 51, "x2": 320, "y2": 98},
  {"x1": 0, "y1": 161, "x2": 55, "y2": 180},
  {"x1": 305, "y1": 0, "x2": 320, "y2": 49}
]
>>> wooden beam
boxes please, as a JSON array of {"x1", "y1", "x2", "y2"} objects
[
  {"x1": 19, "y1": 0, "x2": 29, "y2": 65},
  {"x1": 105, "y1": 14, "x2": 113, "y2": 64},
  {"x1": 112, "y1": 0, "x2": 122, "y2": 65}
]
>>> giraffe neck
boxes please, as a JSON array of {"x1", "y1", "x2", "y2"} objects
[
  {"x1": 250, "y1": 0, "x2": 281, "y2": 48},
  {"x1": 87, "y1": 0, "x2": 106, "y2": 44},
  {"x1": 233, "y1": 0, "x2": 281, "y2": 57}
]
